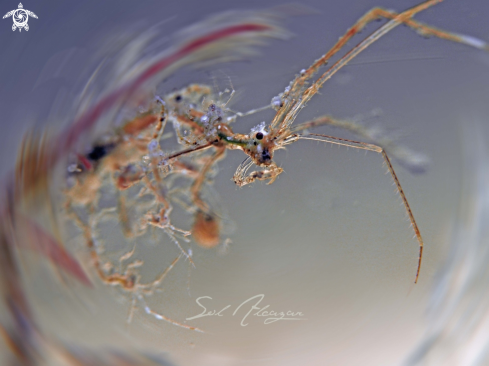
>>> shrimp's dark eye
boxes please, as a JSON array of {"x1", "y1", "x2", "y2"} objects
[
  {"x1": 175, "y1": 95, "x2": 182, "y2": 102},
  {"x1": 256, "y1": 132, "x2": 263, "y2": 140}
]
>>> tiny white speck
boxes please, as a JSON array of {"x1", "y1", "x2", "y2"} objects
[
  {"x1": 145, "y1": 306, "x2": 151, "y2": 314},
  {"x1": 67, "y1": 163, "x2": 78, "y2": 173},
  {"x1": 227, "y1": 136, "x2": 232, "y2": 140},
  {"x1": 271, "y1": 96, "x2": 281, "y2": 108},
  {"x1": 155, "y1": 314, "x2": 163, "y2": 320}
]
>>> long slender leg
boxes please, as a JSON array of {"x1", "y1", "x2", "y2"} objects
[
  {"x1": 290, "y1": 132, "x2": 423, "y2": 283},
  {"x1": 299, "y1": 0, "x2": 486, "y2": 85},
  {"x1": 272, "y1": 0, "x2": 489, "y2": 132},
  {"x1": 138, "y1": 295, "x2": 204, "y2": 332},
  {"x1": 140, "y1": 255, "x2": 182, "y2": 293},
  {"x1": 166, "y1": 142, "x2": 213, "y2": 160},
  {"x1": 289, "y1": 115, "x2": 374, "y2": 141},
  {"x1": 191, "y1": 146, "x2": 226, "y2": 213},
  {"x1": 289, "y1": 116, "x2": 429, "y2": 174},
  {"x1": 123, "y1": 254, "x2": 201, "y2": 331}
]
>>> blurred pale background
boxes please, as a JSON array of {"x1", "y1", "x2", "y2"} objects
[{"x1": 1, "y1": 0, "x2": 489, "y2": 365}]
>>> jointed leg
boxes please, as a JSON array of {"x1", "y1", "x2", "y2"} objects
[
  {"x1": 302, "y1": 1, "x2": 445, "y2": 81},
  {"x1": 290, "y1": 115, "x2": 429, "y2": 174},
  {"x1": 291, "y1": 115, "x2": 371, "y2": 137},
  {"x1": 293, "y1": 132, "x2": 423, "y2": 283},
  {"x1": 232, "y1": 157, "x2": 284, "y2": 187},
  {"x1": 300, "y1": 0, "x2": 486, "y2": 83},
  {"x1": 234, "y1": 162, "x2": 283, "y2": 187},
  {"x1": 272, "y1": 0, "x2": 489, "y2": 132},
  {"x1": 139, "y1": 295, "x2": 204, "y2": 332},
  {"x1": 140, "y1": 255, "x2": 182, "y2": 294},
  {"x1": 74, "y1": 207, "x2": 195, "y2": 328},
  {"x1": 191, "y1": 146, "x2": 226, "y2": 213}
]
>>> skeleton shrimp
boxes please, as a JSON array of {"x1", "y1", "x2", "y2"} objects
[
  {"x1": 4, "y1": 5, "x2": 488, "y2": 356},
  {"x1": 159, "y1": 0, "x2": 489, "y2": 284},
  {"x1": 1, "y1": 8, "x2": 288, "y2": 342}
]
